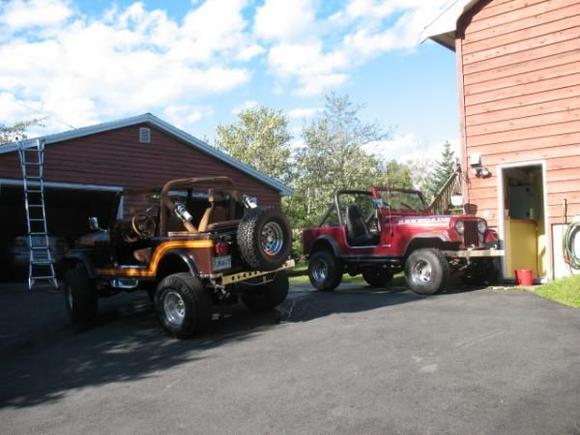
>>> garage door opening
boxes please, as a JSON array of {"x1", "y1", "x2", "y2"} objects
[
  {"x1": 498, "y1": 163, "x2": 548, "y2": 281},
  {"x1": 0, "y1": 183, "x2": 119, "y2": 281}
]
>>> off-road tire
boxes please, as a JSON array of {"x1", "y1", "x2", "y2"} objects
[
  {"x1": 405, "y1": 248, "x2": 449, "y2": 295},
  {"x1": 308, "y1": 251, "x2": 343, "y2": 292},
  {"x1": 362, "y1": 268, "x2": 394, "y2": 288},
  {"x1": 461, "y1": 258, "x2": 500, "y2": 286},
  {"x1": 237, "y1": 207, "x2": 291, "y2": 271},
  {"x1": 241, "y1": 271, "x2": 289, "y2": 312},
  {"x1": 64, "y1": 266, "x2": 98, "y2": 325},
  {"x1": 155, "y1": 273, "x2": 212, "y2": 338}
]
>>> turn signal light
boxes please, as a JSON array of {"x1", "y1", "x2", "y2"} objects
[{"x1": 215, "y1": 241, "x2": 230, "y2": 256}]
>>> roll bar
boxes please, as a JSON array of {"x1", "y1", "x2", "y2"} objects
[{"x1": 158, "y1": 176, "x2": 234, "y2": 236}]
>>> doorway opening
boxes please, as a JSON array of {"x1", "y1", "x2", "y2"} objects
[{"x1": 499, "y1": 163, "x2": 548, "y2": 280}]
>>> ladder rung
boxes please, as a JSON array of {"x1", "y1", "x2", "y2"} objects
[
  {"x1": 23, "y1": 161, "x2": 42, "y2": 166},
  {"x1": 29, "y1": 218, "x2": 45, "y2": 222},
  {"x1": 31, "y1": 261, "x2": 54, "y2": 266},
  {"x1": 29, "y1": 232, "x2": 49, "y2": 236},
  {"x1": 28, "y1": 204, "x2": 44, "y2": 208},
  {"x1": 31, "y1": 246, "x2": 50, "y2": 250},
  {"x1": 31, "y1": 276, "x2": 57, "y2": 280}
]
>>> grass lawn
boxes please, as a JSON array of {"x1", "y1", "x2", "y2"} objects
[{"x1": 532, "y1": 275, "x2": 580, "y2": 308}]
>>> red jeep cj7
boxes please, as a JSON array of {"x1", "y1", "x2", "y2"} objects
[{"x1": 303, "y1": 187, "x2": 504, "y2": 295}]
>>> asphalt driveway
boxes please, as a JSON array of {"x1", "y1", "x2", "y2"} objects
[{"x1": 1, "y1": 282, "x2": 580, "y2": 434}]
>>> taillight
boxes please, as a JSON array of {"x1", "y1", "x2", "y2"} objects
[{"x1": 215, "y1": 241, "x2": 230, "y2": 256}]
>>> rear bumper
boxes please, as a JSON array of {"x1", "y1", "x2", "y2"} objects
[
  {"x1": 443, "y1": 249, "x2": 504, "y2": 259},
  {"x1": 211, "y1": 259, "x2": 295, "y2": 286}
]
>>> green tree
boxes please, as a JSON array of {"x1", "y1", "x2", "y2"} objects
[
  {"x1": 289, "y1": 94, "x2": 389, "y2": 227},
  {"x1": 429, "y1": 141, "x2": 455, "y2": 196},
  {"x1": 0, "y1": 118, "x2": 44, "y2": 145},
  {"x1": 215, "y1": 106, "x2": 292, "y2": 183}
]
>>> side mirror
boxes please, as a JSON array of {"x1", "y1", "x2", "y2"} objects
[
  {"x1": 89, "y1": 217, "x2": 101, "y2": 231},
  {"x1": 373, "y1": 198, "x2": 384, "y2": 208}
]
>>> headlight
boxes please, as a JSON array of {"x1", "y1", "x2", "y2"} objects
[
  {"x1": 478, "y1": 220, "x2": 487, "y2": 234},
  {"x1": 455, "y1": 221, "x2": 465, "y2": 235}
]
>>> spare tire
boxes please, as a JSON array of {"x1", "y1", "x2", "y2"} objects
[{"x1": 237, "y1": 207, "x2": 291, "y2": 271}]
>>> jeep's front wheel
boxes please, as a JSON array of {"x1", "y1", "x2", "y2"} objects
[
  {"x1": 64, "y1": 266, "x2": 98, "y2": 325},
  {"x1": 362, "y1": 268, "x2": 394, "y2": 288},
  {"x1": 155, "y1": 273, "x2": 212, "y2": 338},
  {"x1": 308, "y1": 251, "x2": 342, "y2": 292},
  {"x1": 241, "y1": 271, "x2": 289, "y2": 312},
  {"x1": 405, "y1": 249, "x2": 449, "y2": 295}
]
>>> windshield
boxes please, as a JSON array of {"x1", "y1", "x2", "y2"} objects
[{"x1": 376, "y1": 189, "x2": 427, "y2": 211}]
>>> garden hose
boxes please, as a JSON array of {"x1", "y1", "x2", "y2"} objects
[{"x1": 563, "y1": 218, "x2": 580, "y2": 270}]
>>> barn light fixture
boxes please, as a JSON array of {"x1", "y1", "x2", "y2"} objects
[{"x1": 469, "y1": 153, "x2": 491, "y2": 178}]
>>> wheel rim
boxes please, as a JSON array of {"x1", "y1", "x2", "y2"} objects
[
  {"x1": 163, "y1": 290, "x2": 186, "y2": 327},
  {"x1": 260, "y1": 221, "x2": 284, "y2": 256},
  {"x1": 412, "y1": 260, "x2": 432, "y2": 284},
  {"x1": 312, "y1": 260, "x2": 328, "y2": 282}
]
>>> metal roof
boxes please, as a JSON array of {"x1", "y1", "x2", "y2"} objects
[
  {"x1": 421, "y1": 0, "x2": 482, "y2": 51},
  {"x1": 0, "y1": 113, "x2": 293, "y2": 195}
]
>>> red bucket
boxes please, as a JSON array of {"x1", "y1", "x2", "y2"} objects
[{"x1": 515, "y1": 269, "x2": 534, "y2": 286}]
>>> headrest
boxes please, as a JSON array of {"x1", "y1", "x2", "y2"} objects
[
  {"x1": 208, "y1": 188, "x2": 241, "y2": 203},
  {"x1": 347, "y1": 205, "x2": 362, "y2": 220}
]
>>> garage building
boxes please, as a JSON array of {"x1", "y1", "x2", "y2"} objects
[{"x1": 0, "y1": 113, "x2": 291, "y2": 276}]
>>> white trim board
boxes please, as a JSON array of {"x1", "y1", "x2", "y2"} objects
[
  {"x1": 496, "y1": 160, "x2": 551, "y2": 280},
  {"x1": 0, "y1": 113, "x2": 292, "y2": 196},
  {"x1": 0, "y1": 178, "x2": 123, "y2": 192}
]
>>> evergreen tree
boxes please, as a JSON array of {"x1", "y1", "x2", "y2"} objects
[{"x1": 429, "y1": 141, "x2": 455, "y2": 196}]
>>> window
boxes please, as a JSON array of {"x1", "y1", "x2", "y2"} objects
[{"x1": 139, "y1": 127, "x2": 151, "y2": 144}]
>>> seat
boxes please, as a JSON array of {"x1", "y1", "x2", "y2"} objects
[
  {"x1": 198, "y1": 188, "x2": 243, "y2": 232},
  {"x1": 346, "y1": 205, "x2": 379, "y2": 246}
]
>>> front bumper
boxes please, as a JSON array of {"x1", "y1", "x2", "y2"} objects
[
  {"x1": 211, "y1": 259, "x2": 295, "y2": 286},
  {"x1": 442, "y1": 249, "x2": 504, "y2": 259}
]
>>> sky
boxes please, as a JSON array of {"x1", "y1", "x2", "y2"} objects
[{"x1": 0, "y1": 0, "x2": 461, "y2": 162}]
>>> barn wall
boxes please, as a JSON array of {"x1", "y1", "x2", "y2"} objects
[
  {"x1": 457, "y1": 0, "x2": 580, "y2": 227},
  {"x1": 0, "y1": 124, "x2": 282, "y2": 212}
]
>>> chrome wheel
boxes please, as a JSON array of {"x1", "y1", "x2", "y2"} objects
[
  {"x1": 412, "y1": 260, "x2": 432, "y2": 284},
  {"x1": 312, "y1": 261, "x2": 328, "y2": 283},
  {"x1": 163, "y1": 290, "x2": 186, "y2": 327},
  {"x1": 260, "y1": 221, "x2": 284, "y2": 256}
]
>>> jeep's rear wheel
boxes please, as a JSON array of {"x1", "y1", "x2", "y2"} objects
[
  {"x1": 156, "y1": 273, "x2": 212, "y2": 338},
  {"x1": 237, "y1": 207, "x2": 291, "y2": 271},
  {"x1": 362, "y1": 268, "x2": 394, "y2": 288},
  {"x1": 308, "y1": 251, "x2": 342, "y2": 292},
  {"x1": 64, "y1": 266, "x2": 98, "y2": 325},
  {"x1": 241, "y1": 271, "x2": 289, "y2": 312},
  {"x1": 405, "y1": 249, "x2": 449, "y2": 295}
]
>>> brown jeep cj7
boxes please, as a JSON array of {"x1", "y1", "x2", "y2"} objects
[{"x1": 60, "y1": 177, "x2": 294, "y2": 338}]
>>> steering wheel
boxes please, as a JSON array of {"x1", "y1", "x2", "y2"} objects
[{"x1": 131, "y1": 207, "x2": 157, "y2": 239}]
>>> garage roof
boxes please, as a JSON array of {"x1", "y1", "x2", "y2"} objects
[
  {"x1": 0, "y1": 113, "x2": 292, "y2": 195},
  {"x1": 421, "y1": 0, "x2": 482, "y2": 51}
]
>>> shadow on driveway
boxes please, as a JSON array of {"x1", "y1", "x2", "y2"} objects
[{"x1": 0, "y1": 278, "x2": 487, "y2": 410}]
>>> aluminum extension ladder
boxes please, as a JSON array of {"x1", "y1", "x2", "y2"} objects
[{"x1": 17, "y1": 139, "x2": 58, "y2": 289}]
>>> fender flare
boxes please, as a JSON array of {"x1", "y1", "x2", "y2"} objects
[
  {"x1": 61, "y1": 250, "x2": 97, "y2": 279},
  {"x1": 156, "y1": 249, "x2": 199, "y2": 279},
  {"x1": 309, "y1": 235, "x2": 342, "y2": 257},
  {"x1": 403, "y1": 233, "x2": 451, "y2": 258}
]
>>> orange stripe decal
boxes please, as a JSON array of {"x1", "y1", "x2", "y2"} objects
[{"x1": 96, "y1": 240, "x2": 214, "y2": 278}]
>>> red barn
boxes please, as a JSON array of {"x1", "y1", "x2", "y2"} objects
[
  {"x1": 426, "y1": 0, "x2": 580, "y2": 280},
  {"x1": 0, "y1": 113, "x2": 291, "y2": 274}
]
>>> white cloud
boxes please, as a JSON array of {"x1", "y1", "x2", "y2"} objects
[
  {"x1": 162, "y1": 104, "x2": 214, "y2": 129},
  {"x1": 257, "y1": 0, "x2": 450, "y2": 96},
  {"x1": 236, "y1": 44, "x2": 265, "y2": 61},
  {"x1": 254, "y1": 0, "x2": 316, "y2": 42},
  {"x1": 364, "y1": 132, "x2": 459, "y2": 163},
  {"x1": 288, "y1": 107, "x2": 322, "y2": 119},
  {"x1": 231, "y1": 100, "x2": 259, "y2": 115},
  {"x1": 0, "y1": 0, "x2": 256, "y2": 135},
  {"x1": 0, "y1": 0, "x2": 73, "y2": 31}
]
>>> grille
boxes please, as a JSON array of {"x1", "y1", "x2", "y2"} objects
[{"x1": 463, "y1": 221, "x2": 479, "y2": 247}]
